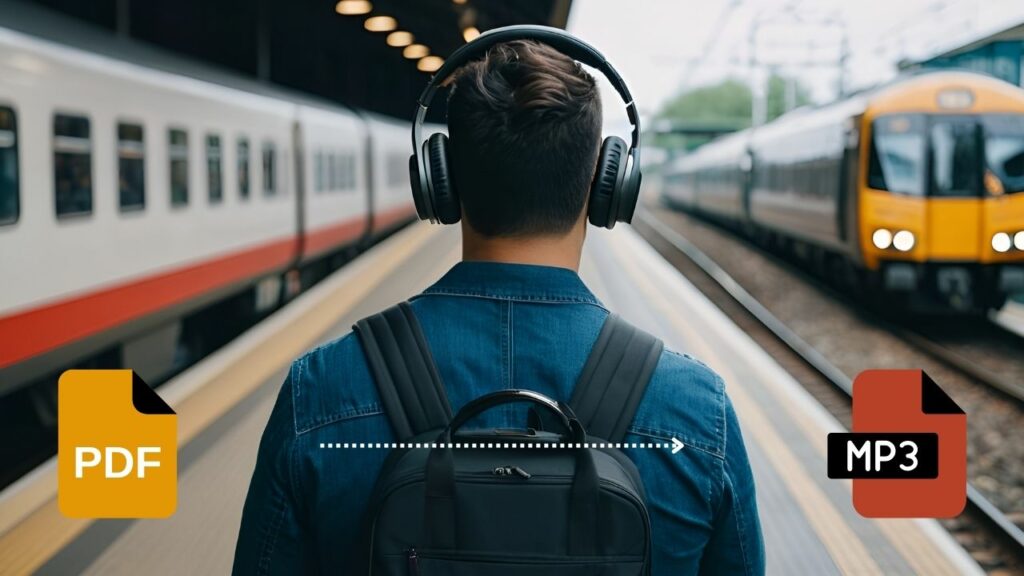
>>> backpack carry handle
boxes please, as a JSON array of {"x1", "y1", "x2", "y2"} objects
[
  {"x1": 423, "y1": 390, "x2": 602, "y2": 555},
  {"x1": 441, "y1": 389, "x2": 586, "y2": 445}
]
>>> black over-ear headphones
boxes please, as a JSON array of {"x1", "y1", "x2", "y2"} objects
[{"x1": 409, "y1": 25, "x2": 642, "y2": 230}]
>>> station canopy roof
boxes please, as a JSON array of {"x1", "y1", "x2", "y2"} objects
[{"x1": 6, "y1": 0, "x2": 573, "y2": 120}]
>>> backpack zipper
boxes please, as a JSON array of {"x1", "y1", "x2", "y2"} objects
[
  {"x1": 493, "y1": 465, "x2": 531, "y2": 479},
  {"x1": 407, "y1": 548, "x2": 419, "y2": 575}
]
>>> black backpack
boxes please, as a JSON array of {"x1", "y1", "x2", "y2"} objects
[{"x1": 353, "y1": 302, "x2": 663, "y2": 575}]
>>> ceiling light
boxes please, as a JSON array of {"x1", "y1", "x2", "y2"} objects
[
  {"x1": 463, "y1": 26, "x2": 480, "y2": 42},
  {"x1": 403, "y1": 44, "x2": 429, "y2": 59},
  {"x1": 452, "y1": 0, "x2": 467, "y2": 4},
  {"x1": 335, "y1": 0, "x2": 372, "y2": 15},
  {"x1": 418, "y1": 56, "x2": 444, "y2": 72},
  {"x1": 364, "y1": 15, "x2": 396, "y2": 32},
  {"x1": 386, "y1": 31, "x2": 413, "y2": 47}
]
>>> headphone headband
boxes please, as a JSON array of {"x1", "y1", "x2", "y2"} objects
[
  {"x1": 410, "y1": 25, "x2": 642, "y2": 228},
  {"x1": 412, "y1": 25, "x2": 640, "y2": 156}
]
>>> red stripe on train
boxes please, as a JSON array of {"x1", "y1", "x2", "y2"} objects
[
  {"x1": 373, "y1": 204, "x2": 417, "y2": 232},
  {"x1": 302, "y1": 218, "x2": 367, "y2": 258},
  {"x1": 0, "y1": 237, "x2": 297, "y2": 369},
  {"x1": 0, "y1": 205, "x2": 415, "y2": 370}
]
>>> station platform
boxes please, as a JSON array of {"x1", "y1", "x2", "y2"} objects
[{"x1": 0, "y1": 223, "x2": 982, "y2": 575}]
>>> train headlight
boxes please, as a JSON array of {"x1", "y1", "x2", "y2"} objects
[
  {"x1": 872, "y1": 229, "x2": 893, "y2": 250},
  {"x1": 992, "y1": 232, "x2": 1012, "y2": 253},
  {"x1": 1015, "y1": 231, "x2": 1024, "y2": 251},
  {"x1": 892, "y1": 230, "x2": 915, "y2": 252}
]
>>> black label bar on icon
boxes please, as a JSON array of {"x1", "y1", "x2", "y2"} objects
[{"x1": 827, "y1": 433, "x2": 938, "y2": 479}]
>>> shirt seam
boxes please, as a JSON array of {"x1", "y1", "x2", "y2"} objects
[
  {"x1": 295, "y1": 404, "x2": 385, "y2": 435},
  {"x1": 416, "y1": 289, "x2": 607, "y2": 307},
  {"x1": 628, "y1": 426, "x2": 724, "y2": 459}
]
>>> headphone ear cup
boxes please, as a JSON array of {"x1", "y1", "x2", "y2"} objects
[
  {"x1": 588, "y1": 136, "x2": 627, "y2": 229},
  {"x1": 409, "y1": 154, "x2": 432, "y2": 221},
  {"x1": 426, "y1": 133, "x2": 461, "y2": 225}
]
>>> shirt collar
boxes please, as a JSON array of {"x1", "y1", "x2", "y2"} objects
[{"x1": 421, "y1": 261, "x2": 603, "y2": 306}]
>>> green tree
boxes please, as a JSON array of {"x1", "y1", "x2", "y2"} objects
[
  {"x1": 653, "y1": 75, "x2": 812, "y2": 151},
  {"x1": 765, "y1": 75, "x2": 812, "y2": 123},
  {"x1": 659, "y1": 79, "x2": 753, "y2": 126}
]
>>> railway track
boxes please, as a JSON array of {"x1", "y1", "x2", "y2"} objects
[
  {"x1": 635, "y1": 209, "x2": 1024, "y2": 570},
  {"x1": 895, "y1": 322, "x2": 1024, "y2": 404}
]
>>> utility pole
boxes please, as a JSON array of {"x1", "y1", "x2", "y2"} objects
[
  {"x1": 749, "y1": 17, "x2": 766, "y2": 127},
  {"x1": 748, "y1": 6, "x2": 850, "y2": 124},
  {"x1": 837, "y1": 27, "x2": 849, "y2": 99}
]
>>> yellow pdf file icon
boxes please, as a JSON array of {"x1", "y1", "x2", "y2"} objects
[{"x1": 58, "y1": 369, "x2": 177, "y2": 518}]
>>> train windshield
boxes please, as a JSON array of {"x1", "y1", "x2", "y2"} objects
[
  {"x1": 981, "y1": 115, "x2": 1024, "y2": 195},
  {"x1": 868, "y1": 115, "x2": 926, "y2": 196}
]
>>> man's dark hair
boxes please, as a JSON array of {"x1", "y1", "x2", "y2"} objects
[{"x1": 447, "y1": 40, "x2": 602, "y2": 237}]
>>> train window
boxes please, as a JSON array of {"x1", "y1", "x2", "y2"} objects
[
  {"x1": 342, "y1": 153, "x2": 356, "y2": 190},
  {"x1": 0, "y1": 107, "x2": 18, "y2": 225},
  {"x1": 981, "y1": 115, "x2": 1024, "y2": 195},
  {"x1": 207, "y1": 134, "x2": 223, "y2": 204},
  {"x1": 314, "y1": 151, "x2": 323, "y2": 192},
  {"x1": 325, "y1": 153, "x2": 334, "y2": 190},
  {"x1": 54, "y1": 114, "x2": 93, "y2": 217},
  {"x1": 262, "y1": 142, "x2": 276, "y2": 196},
  {"x1": 868, "y1": 115, "x2": 925, "y2": 196},
  {"x1": 336, "y1": 153, "x2": 345, "y2": 190},
  {"x1": 169, "y1": 129, "x2": 189, "y2": 207},
  {"x1": 238, "y1": 138, "x2": 250, "y2": 200},
  {"x1": 930, "y1": 121, "x2": 980, "y2": 198},
  {"x1": 386, "y1": 153, "x2": 405, "y2": 187},
  {"x1": 117, "y1": 123, "x2": 145, "y2": 211}
]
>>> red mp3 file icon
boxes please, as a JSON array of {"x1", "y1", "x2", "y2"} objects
[{"x1": 827, "y1": 369, "x2": 966, "y2": 518}]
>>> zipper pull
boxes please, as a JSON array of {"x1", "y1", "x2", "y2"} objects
[
  {"x1": 407, "y1": 548, "x2": 419, "y2": 575},
  {"x1": 510, "y1": 466, "x2": 531, "y2": 479}
]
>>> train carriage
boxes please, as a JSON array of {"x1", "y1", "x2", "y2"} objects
[
  {"x1": 0, "y1": 25, "x2": 417, "y2": 395},
  {"x1": 663, "y1": 71, "x2": 1024, "y2": 312}
]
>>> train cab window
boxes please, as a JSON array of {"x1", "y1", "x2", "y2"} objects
[
  {"x1": 982, "y1": 115, "x2": 1024, "y2": 195},
  {"x1": 207, "y1": 134, "x2": 223, "y2": 204},
  {"x1": 117, "y1": 123, "x2": 145, "y2": 211},
  {"x1": 0, "y1": 107, "x2": 18, "y2": 225},
  {"x1": 54, "y1": 114, "x2": 93, "y2": 217},
  {"x1": 262, "y1": 142, "x2": 276, "y2": 196},
  {"x1": 868, "y1": 114, "x2": 925, "y2": 196},
  {"x1": 168, "y1": 129, "x2": 189, "y2": 207},
  {"x1": 930, "y1": 121, "x2": 980, "y2": 197},
  {"x1": 238, "y1": 138, "x2": 250, "y2": 200}
]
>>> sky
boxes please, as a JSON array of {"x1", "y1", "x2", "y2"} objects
[{"x1": 566, "y1": 0, "x2": 1024, "y2": 129}]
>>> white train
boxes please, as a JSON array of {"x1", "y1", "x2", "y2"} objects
[{"x1": 0, "y1": 25, "x2": 421, "y2": 395}]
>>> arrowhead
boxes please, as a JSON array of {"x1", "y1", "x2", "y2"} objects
[{"x1": 671, "y1": 438, "x2": 684, "y2": 454}]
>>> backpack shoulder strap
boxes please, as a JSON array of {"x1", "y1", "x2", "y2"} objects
[
  {"x1": 569, "y1": 313, "x2": 664, "y2": 442},
  {"x1": 353, "y1": 301, "x2": 452, "y2": 441}
]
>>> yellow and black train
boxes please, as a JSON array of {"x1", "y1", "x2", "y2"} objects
[{"x1": 662, "y1": 71, "x2": 1024, "y2": 312}]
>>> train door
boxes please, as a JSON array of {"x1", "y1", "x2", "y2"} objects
[
  {"x1": 925, "y1": 116, "x2": 983, "y2": 261},
  {"x1": 838, "y1": 117, "x2": 861, "y2": 258}
]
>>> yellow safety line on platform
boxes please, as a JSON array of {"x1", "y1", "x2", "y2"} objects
[
  {"x1": 0, "y1": 223, "x2": 439, "y2": 576},
  {"x1": 604, "y1": 234, "x2": 887, "y2": 575}
]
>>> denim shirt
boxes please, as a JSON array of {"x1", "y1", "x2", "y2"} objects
[{"x1": 234, "y1": 262, "x2": 765, "y2": 575}]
